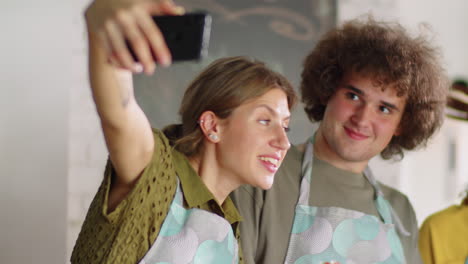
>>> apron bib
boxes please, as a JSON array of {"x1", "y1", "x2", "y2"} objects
[
  {"x1": 139, "y1": 178, "x2": 239, "y2": 264},
  {"x1": 284, "y1": 139, "x2": 408, "y2": 264}
]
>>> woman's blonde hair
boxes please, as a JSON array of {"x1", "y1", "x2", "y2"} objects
[{"x1": 163, "y1": 56, "x2": 297, "y2": 157}]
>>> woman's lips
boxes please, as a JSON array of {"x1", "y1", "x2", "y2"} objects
[{"x1": 258, "y1": 156, "x2": 280, "y2": 173}]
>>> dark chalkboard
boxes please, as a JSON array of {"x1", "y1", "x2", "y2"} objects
[{"x1": 134, "y1": 0, "x2": 336, "y2": 144}]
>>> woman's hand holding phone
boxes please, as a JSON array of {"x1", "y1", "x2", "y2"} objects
[{"x1": 85, "y1": 0, "x2": 185, "y2": 74}]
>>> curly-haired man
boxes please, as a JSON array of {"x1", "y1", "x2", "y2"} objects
[{"x1": 232, "y1": 18, "x2": 449, "y2": 264}]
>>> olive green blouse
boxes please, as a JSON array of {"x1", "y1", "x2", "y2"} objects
[{"x1": 71, "y1": 129, "x2": 243, "y2": 263}]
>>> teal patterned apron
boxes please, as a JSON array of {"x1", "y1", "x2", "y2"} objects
[
  {"x1": 284, "y1": 139, "x2": 409, "y2": 264},
  {"x1": 139, "y1": 178, "x2": 238, "y2": 264}
]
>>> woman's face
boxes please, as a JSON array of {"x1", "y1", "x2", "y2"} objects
[{"x1": 216, "y1": 88, "x2": 291, "y2": 190}]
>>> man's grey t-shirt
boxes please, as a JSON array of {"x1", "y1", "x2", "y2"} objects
[{"x1": 231, "y1": 144, "x2": 422, "y2": 264}]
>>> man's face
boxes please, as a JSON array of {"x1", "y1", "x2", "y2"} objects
[{"x1": 316, "y1": 72, "x2": 406, "y2": 170}]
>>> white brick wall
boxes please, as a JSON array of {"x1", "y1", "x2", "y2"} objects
[
  {"x1": 1, "y1": 1, "x2": 71, "y2": 262},
  {"x1": 68, "y1": 0, "x2": 108, "y2": 260}
]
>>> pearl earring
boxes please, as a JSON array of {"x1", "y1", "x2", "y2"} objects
[{"x1": 208, "y1": 134, "x2": 218, "y2": 141}]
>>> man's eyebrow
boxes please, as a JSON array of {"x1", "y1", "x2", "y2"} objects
[
  {"x1": 381, "y1": 101, "x2": 400, "y2": 112},
  {"x1": 345, "y1": 85, "x2": 364, "y2": 95},
  {"x1": 344, "y1": 85, "x2": 401, "y2": 112}
]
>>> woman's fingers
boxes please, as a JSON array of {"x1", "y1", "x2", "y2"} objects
[
  {"x1": 105, "y1": 20, "x2": 140, "y2": 72},
  {"x1": 87, "y1": 0, "x2": 187, "y2": 73},
  {"x1": 147, "y1": 0, "x2": 185, "y2": 16},
  {"x1": 137, "y1": 1, "x2": 186, "y2": 67},
  {"x1": 117, "y1": 7, "x2": 156, "y2": 74},
  {"x1": 135, "y1": 7, "x2": 171, "y2": 67}
]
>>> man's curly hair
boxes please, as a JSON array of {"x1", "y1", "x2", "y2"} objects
[{"x1": 301, "y1": 18, "x2": 449, "y2": 160}]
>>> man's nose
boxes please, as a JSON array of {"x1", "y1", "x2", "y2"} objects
[{"x1": 351, "y1": 103, "x2": 373, "y2": 126}]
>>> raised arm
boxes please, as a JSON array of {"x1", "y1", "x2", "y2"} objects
[{"x1": 84, "y1": 0, "x2": 184, "y2": 208}]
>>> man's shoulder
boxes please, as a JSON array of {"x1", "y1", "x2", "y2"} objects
[
  {"x1": 277, "y1": 144, "x2": 303, "y2": 175},
  {"x1": 378, "y1": 182, "x2": 418, "y2": 223},
  {"x1": 266, "y1": 143, "x2": 303, "y2": 200},
  {"x1": 379, "y1": 183, "x2": 411, "y2": 204},
  {"x1": 378, "y1": 182, "x2": 414, "y2": 212}
]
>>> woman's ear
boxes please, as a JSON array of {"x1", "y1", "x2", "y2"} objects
[{"x1": 198, "y1": 111, "x2": 220, "y2": 143}]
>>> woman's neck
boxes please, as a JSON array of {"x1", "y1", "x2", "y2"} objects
[{"x1": 188, "y1": 153, "x2": 241, "y2": 205}]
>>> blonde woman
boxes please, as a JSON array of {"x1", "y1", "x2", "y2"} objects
[{"x1": 71, "y1": 0, "x2": 296, "y2": 263}]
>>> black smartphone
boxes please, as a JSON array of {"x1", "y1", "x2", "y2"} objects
[{"x1": 128, "y1": 12, "x2": 211, "y2": 62}]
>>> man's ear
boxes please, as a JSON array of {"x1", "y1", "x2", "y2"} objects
[
  {"x1": 394, "y1": 124, "x2": 403, "y2": 136},
  {"x1": 198, "y1": 111, "x2": 220, "y2": 143}
]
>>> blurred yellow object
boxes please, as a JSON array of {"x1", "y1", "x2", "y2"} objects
[{"x1": 419, "y1": 197, "x2": 468, "y2": 264}]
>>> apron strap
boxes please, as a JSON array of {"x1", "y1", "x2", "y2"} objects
[
  {"x1": 364, "y1": 167, "x2": 410, "y2": 237},
  {"x1": 298, "y1": 140, "x2": 314, "y2": 205}
]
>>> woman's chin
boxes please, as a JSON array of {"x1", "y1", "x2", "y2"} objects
[{"x1": 256, "y1": 174, "x2": 275, "y2": 190}]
